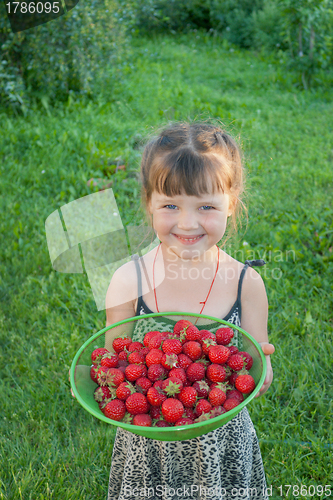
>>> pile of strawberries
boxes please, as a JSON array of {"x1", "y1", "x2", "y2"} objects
[{"x1": 90, "y1": 320, "x2": 256, "y2": 427}]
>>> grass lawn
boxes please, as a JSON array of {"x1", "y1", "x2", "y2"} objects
[{"x1": 0, "y1": 32, "x2": 332, "y2": 499}]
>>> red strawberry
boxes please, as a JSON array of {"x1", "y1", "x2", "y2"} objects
[
  {"x1": 103, "y1": 399, "x2": 126, "y2": 421},
  {"x1": 229, "y1": 346, "x2": 239, "y2": 355},
  {"x1": 235, "y1": 374, "x2": 255, "y2": 394},
  {"x1": 148, "y1": 333, "x2": 163, "y2": 350},
  {"x1": 208, "y1": 345, "x2": 230, "y2": 364},
  {"x1": 135, "y1": 377, "x2": 152, "y2": 395},
  {"x1": 206, "y1": 364, "x2": 226, "y2": 383},
  {"x1": 227, "y1": 354, "x2": 244, "y2": 371},
  {"x1": 155, "y1": 420, "x2": 171, "y2": 427},
  {"x1": 178, "y1": 387, "x2": 197, "y2": 408},
  {"x1": 161, "y1": 353, "x2": 179, "y2": 370},
  {"x1": 161, "y1": 377, "x2": 183, "y2": 396},
  {"x1": 149, "y1": 406, "x2": 161, "y2": 420},
  {"x1": 202, "y1": 338, "x2": 217, "y2": 356},
  {"x1": 125, "y1": 393, "x2": 149, "y2": 415},
  {"x1": 215, "y1": 327, "x2": 234, "y2": 345},
  {"x1": 238, "y1": 351, "x2": 253, "y2": 370},
  {"x1": 228, "y1": 372, "x2": 239, "y2": 386},
  {"x1": 208, "y1": 387, "x2": 227, "y2": 407},
  {"x1": 116, "y1": 381, "x2": 136, "y2": 400},
  {"x1": 199, "y1": 330, "x2": 216, "y2": 343},
  {"x1": 162, "y1": 338, "x2": 183, "y2": 355},
  {"x1": 177, "y1": 353, "x2": 192, "y2": 370},
  {"x1": 112, "y1": 337, "x2": 132, "y2": 353},
  {"x1": 209, "y1": 406, "x2": 226, "y2": 417},
  {"x1": 174, "y1": 417, "x2": 194, "y2": 426},
  {"x1": 186, "y1": 362, "x2": 206, "y2": 383},
  {"x1": 128, "y1": 341, "x2": 144, "y2": 352},
  {"x1": 153, "y1": 380, "x2": 164, "y2": 390},
  {"x1": 97, "y1": 366, "x2": 110, "y2": 386},
  {"x1": 90, "y1": 365, "x2": 100, "y2": 383},
  {"x1": 143, "y1": 331, "x2": 161, "y2": 346},
  {"x1": 118, "y1": 350, "x2": 129, "y2": 361},
  {"x1": 145, "y1": 348, "x2": 163, "y2": 367},
  {"x1": 147, "y1": 386, "x2": 167, "y2": 407},
  {"x1": 94, "y1": 386, "x2": 112, "y2": 403},
  {"x1": 100, "y1": 352, "x2": 119, "y2": 368},
  {"x1": 226, "y1": 389, "x2": 244, "y2": 403},
  {"x1": 133, "y1": 414, "x2": 152, "y2": 427},
  {"x1": 173, "y1": 320, "x2": 193, "y2": 336},
  {"x1": 184, "y1": 407, "x2": 196, "y2": 420},
  {"x1": 168, "y1": 367, "x2": 187, "y2": 384},
  {"x1": 195, "y1": 399, "x2": 212, "y2": 417},
  {"x1": 223, "y1": 398, "x2": 240, "y2": 412},
  {"x1": 125, "y1": 363, "x2": 146, "y2": 382},
  {"x1": 128, "y1": 351, "x2": 144, "y2": 364},
  {"x1": 181, "y1": 325, "x2": 201, "y2": 343},
  {"x1": 182, "y1": 341, "x2": 202, "y2": 361},
  {"x1": 192, "y1": 380, "x2": 210, "y2": 398},
  {"x1": 105, "y1": 368, "x2": 125, "y2": 387},
  {"x1": 147, "y1": 363, "x2": 168, "y2": 382},
  {"x1": 91, "y1": 347, "x2": 109, "y2": 365},
  {"x1": 161, "y1": 398, "x2": 184, "y2": 423}
]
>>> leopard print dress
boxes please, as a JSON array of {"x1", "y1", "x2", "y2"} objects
[{"x1": 107, "y1": 257, "x2": 268, "y2": 500}]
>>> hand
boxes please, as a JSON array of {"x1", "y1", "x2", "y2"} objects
[{"x1": 255, "y1": 342, "x2": 274, "y2": 398}]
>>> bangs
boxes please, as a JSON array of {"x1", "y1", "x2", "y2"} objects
[{"x1": 148, "y1": 148, "x2": 230, "y2": 199}]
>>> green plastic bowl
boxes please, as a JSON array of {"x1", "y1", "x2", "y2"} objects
[{"x1": 70, "y1": 312, "x2": 266, "y2": 441}]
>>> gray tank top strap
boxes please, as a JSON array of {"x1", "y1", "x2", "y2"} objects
[{"x1": 237, "y1": 259, "x2": 266, "y2": 320}]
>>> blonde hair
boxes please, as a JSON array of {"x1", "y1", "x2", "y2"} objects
[{"x1": 140, "y1": 121, "x2": 245, "y2": 232}]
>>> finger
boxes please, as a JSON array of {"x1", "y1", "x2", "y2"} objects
[{"x1": 261, "y1": 343, "x2": 275, "y2": 355}]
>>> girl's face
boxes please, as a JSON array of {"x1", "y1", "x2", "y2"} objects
[{"x1": 149, "y1": 188, "x2": 232, "y2": 260}]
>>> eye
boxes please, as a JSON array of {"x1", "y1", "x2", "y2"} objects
[
  {"x1": 200, "y1": 205, "x2": 214, "y2": 210},
  {"x1": 164, "y1": 204, "x2": 177, "y2": 209}
]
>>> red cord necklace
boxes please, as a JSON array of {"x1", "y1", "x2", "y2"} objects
[{"x1": 152, "y1": 242, "x2": 220, "y2": 323}]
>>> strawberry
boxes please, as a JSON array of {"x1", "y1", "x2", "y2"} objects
[
  {"x1": 126, "y1": 393, "x2": 149, "y2": 415},
  {"x1": 118, "y1": 350, "x2": 129, "y2": 361},
  {"x1": 178, "y1": 386, "x2": 197, "y2": 408},
  {"x1": 161, "y1": 353, "x2": 179, "y2": 370},
  {"x1": 127, "y1": 351, "x2": 145, "y2": 364},
  {"x1": 147, "y1": 386, "x2": 167, "y2": 406},
  {"x1": 174, "y1": 417, "x2": 194, "y2": 426},
  {"x1": 215, "y1": 327, "x2": 234, "y2": 345},
  {"x1": 173, "y1": 320, "x2": 193, "y2": 336},
  {"x1": 90, "y1": 364, "x2": 100, "y2": 383},
  {"x1": 148, "y1": 333, "x2": 163, "y2": 349},
  {"x1": 208, "y1": 387, "x2": 227, "y2": 407},
  {"x1": 184, "y1": 407, "x2": 196, "y2": 420},
  {"x1": 153, "y1": 380, "x2": 164, "y2": 390},
  {"x1": 208, "y1": 345, "x2": 230, "y2": 364},
  {"x1": 105, "y1": 368, "x2": 125, "y2": 388},
  {"x1": 112, "y1": 337, "x2": 132, "y2": 353},
  {"x1": 238, "y1": 351, "x2": 254, "y2": 370},
  {"x1": 133, "y1": 414, "x2": 152, "y2": 427},
  {"x1": 91, "y1": 347, "x2": 109, "y2": 365},
  {"x1": 209, "y1": 406, "x2": 226, "y2": 418},
  {"x1": 192, "y1": 380, "x2": 210, "y2": 398},
  {"x1": 155, "y1": 420, "x2": 171, "y2": 427},
  {"x1": 100, "y1": 352, "x2": 119, "y2": 368},
  {"x1": 116, "y1": 381, "x2": 136, "y2": 400},
  {"x1": 103, "y1": 399, "x2": 126, "y2": 421},
  {"x1": 94, "y1": 386, "x2": 112, "y2": 403},
  {"x1": 162, "y1": 338, "x2": 183, "y2": 355},
  {"x1": 145, "y1": 348, "x2": 163, "y2": 367},
  {"x1": 135, "y1": 377, "x2": 152, "y2": 395},
  {"x1": 182, "y1": 341, "x2": 202, "y2": 361},
  {"x1": 147, "y1": 363, "x2": 168, "y2": 382},
  {"x1": 128, "y1": 341, "x2": 144, "y2": 352},
  {"x1": 235, "y1": 374, "x2": 255, "y2": 394},
  {"x1": 206, "y1": 363, "x2": 226, "y2": 383},
  {"x1": 201, "y1": 338, "x2": 217, "y2": 357},
  {"x1": 229, "y1": 346, "x2": 239, "y2": 355},
  {"x1": 199, "y1": 330, "x2": 216, "y2": 343},
  {"x1": 161, "y1": 377, "x2": 183, "y2": 396},
  {"x1": 143, "y1": 331, "x2": 161, "y2": 347},
  {"x1": 181, "y1": 325, "x2": 201, "y2": 343},
  {"x1": 195, "y1": 399, "x2": 212, "y2": 417},
  {"x1": 227, "y1": 354, "x2": 244, "y2": 371},
  {"x1": 161, "y1": 398, "x2": 184, "y2": 423},
  {"x1": 177, "y1": 353, "x2": 192, "y2": 370},
  {"x1": 168, "y1": 367, "x2": 187, "y2": 384},
  {"x1": 223, "y1": 398, "x2": 240, "y2": 411},
  {"x1": 97, "y1": 366, "x2": 110, "y2": 386},
  {"x1": 228, "y1": 372, "x2": 239, "y2": 386},
  {"x1": 186, "y1": 362, "x2": 206, "y2": 383},
  {"x1": 141, "y1": 347, "x2": 150, "y2": 356},
  {"x1": 226, "y1": 389, "x2": 244, "y2": 403},
  {"x1": 125, "y1": 363, "x2": 146, "y2": 382}
]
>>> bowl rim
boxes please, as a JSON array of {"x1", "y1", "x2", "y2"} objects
[{"x1": 70, "y1": 311, "x2": 267, "y2": 434}]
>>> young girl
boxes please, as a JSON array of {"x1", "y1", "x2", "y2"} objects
[{"x1": 105, "y1": 121, "x2": 274, "y2": 500}]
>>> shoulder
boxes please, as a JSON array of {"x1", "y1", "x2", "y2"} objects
[
  {"x1": 105, "y1": 259, "x2": 138, "y2": 310},
  {"x1": 241, "y1": 265, "x2": 268, "y2": 305}
]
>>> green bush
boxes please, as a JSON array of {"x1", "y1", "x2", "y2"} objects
[{"x1": 0, "y1": 0, "x2": 125, "y2": 111}]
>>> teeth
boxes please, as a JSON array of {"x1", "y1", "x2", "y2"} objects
[{"x1": 177, "y1": 236, "x2": 202, "y2": 241}]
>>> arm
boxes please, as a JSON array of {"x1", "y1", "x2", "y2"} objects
[
  {"x1": 240, "y1": 266, "x2": 274, "y2": 397},
  {"x1": 104, "y1": 261, "x2": 138, "y2": 352}
]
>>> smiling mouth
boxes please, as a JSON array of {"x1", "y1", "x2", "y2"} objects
[{"x1": 172, "y1": 234, "x2": 205, "y2": 242}]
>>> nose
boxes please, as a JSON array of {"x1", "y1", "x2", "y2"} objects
[{"x1": 177, "y1": 210, "x2": 200, "y2": 230}]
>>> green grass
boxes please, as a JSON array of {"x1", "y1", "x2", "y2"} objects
[{"x1": 0, "y1": 31, "x2": 332, "y2": 499}]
